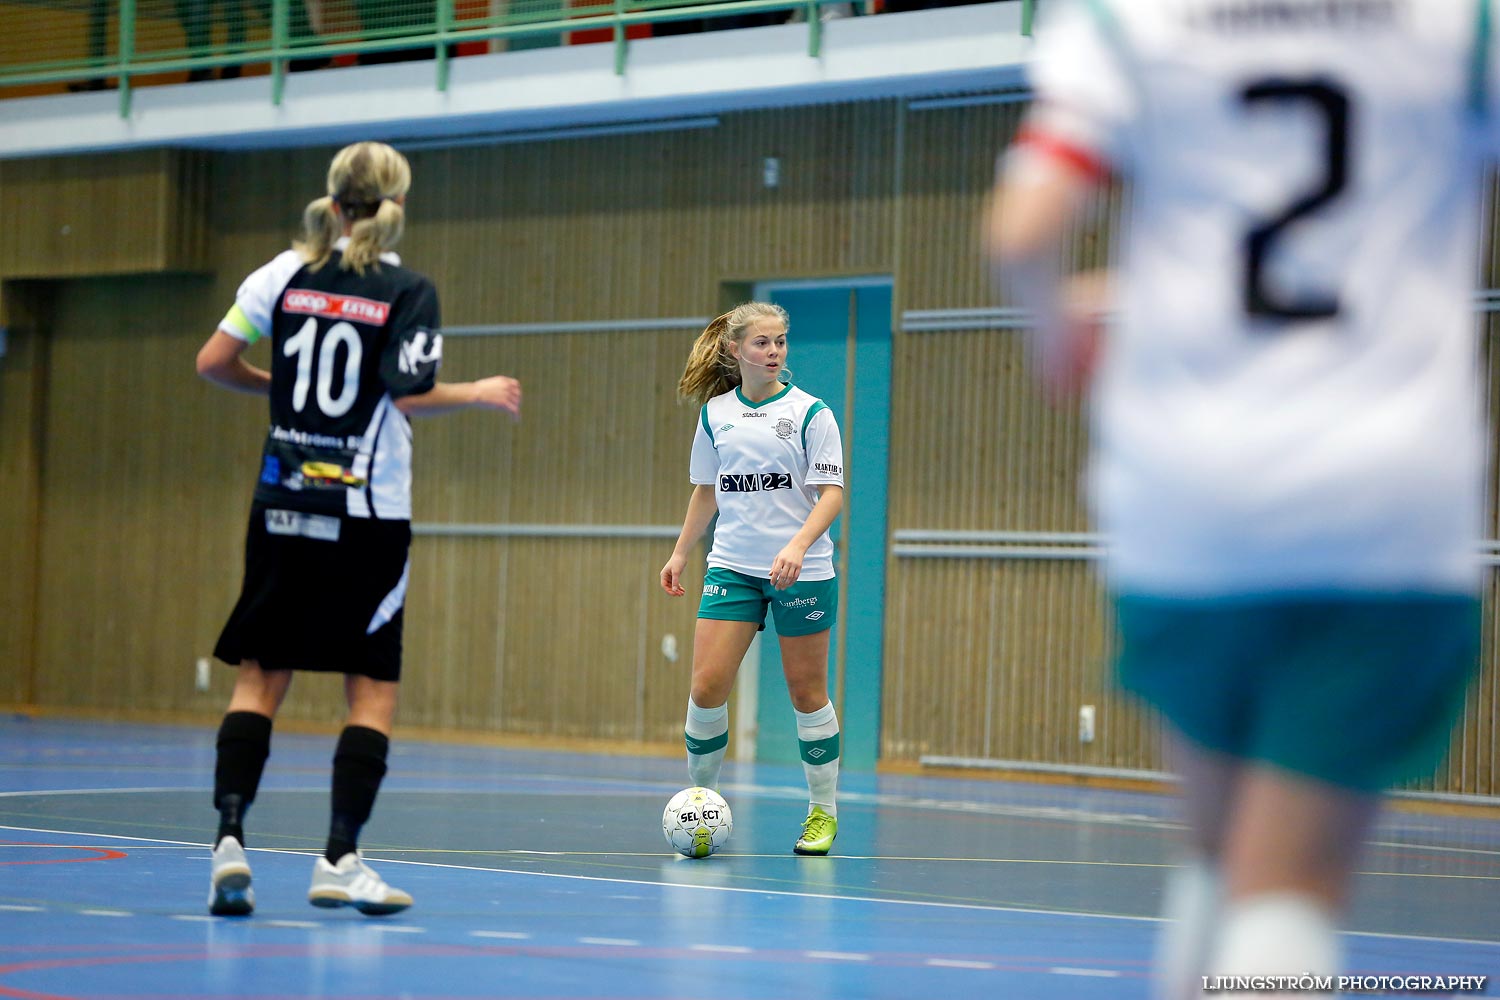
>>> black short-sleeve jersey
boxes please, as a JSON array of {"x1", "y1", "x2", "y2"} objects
[{"x1": 219, "y1": 246, "x2": 442, "y2": 519}]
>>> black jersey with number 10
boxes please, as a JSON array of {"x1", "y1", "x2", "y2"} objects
[{"x1": 218, "y1": 245, "x2": 442, "y2": 521}]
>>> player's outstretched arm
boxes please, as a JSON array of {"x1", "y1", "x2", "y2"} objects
[
  {"x1": 987, "y1": 150, "x2": 1102, "y2": 398},
  {"x1": 661, "y1": 484, "x2": 718, "y2": 597},
  {"x1": 195, "y1": 329, "x2": 271, "y2": 396},
  {"x1": 394, "y1": 375, "x2": 522, "y2": 419}
]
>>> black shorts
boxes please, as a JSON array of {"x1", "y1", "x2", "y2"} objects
[{"x1": 214, "y1": 504, "x2": 412, "y2": 681}]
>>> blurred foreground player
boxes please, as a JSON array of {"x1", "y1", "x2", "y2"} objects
[{"x1": 990, "y1": 1, "x2": 1498, "y2": 995}]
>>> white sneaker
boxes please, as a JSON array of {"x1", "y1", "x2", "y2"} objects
[
  {"x1": 308, "y1": 852, "x2": 412, "y2": 915},
  {"x1": 208, "y1": 836, "x2": 254, "y2": 916}
]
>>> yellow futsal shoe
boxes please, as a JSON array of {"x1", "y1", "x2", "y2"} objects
[{"x1": 793, "y1": 806, "x2": 837, "y2": 856}]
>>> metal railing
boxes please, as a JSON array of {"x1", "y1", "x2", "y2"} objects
[{"x1": 0, "y1": 0, "x2": 1037, "y2": 117}]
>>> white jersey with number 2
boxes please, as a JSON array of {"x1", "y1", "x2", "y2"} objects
[{"x1": 1023, "y1": 0, "x2": 1500, "y2": 597}]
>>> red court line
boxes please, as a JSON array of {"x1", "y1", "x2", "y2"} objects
[
  {"x1": 0, "y1": 941, "x2": 1151, "y2": 1000},
  {"x1": 0, "y1": 844, "x2": 127, "y2": 867}
]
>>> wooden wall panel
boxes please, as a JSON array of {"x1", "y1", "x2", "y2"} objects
[
  {"x1": 888, "y1": 329, "x2": 1088, "y2": 534},
  {"x1": 0, "y1": 285, "x2": 51, "y2": 705},
  {"x1": 897, "y1": 101, "x2": 1023, "y2": 312},
  {"x1": 0, "y1": 150, "x2": 212, "y2": 278},
  {"x1": 392, "y1": 102, "x2": 897, "y2": 322},
  {"x1": 30, "y1": 273, "x2": 260, "y2": 714},
  {"x1": 398, "y1": 538, "x2": 703, "y2": 740},
  {"x1": 884, "y1": 557, "x2": 1155, "y2": 768}
]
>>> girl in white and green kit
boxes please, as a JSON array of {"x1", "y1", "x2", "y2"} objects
[{"x1": 659, "y1": 301, "x2": 845, "y2": 855}]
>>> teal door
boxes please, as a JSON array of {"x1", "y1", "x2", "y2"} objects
[{"x1": 749, "y1": 280, "x2": 891, "y2": 771}]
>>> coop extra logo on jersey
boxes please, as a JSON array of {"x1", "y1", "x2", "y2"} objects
[
  {"x1": 282, "y1": 289, "x2": 391, "y2": 325},
  {"x1": 720, "y1": 472, "x2": 794, "y2": 492}
]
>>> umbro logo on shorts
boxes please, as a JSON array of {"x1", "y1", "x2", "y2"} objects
[{"x1": 805, "y1": 611, "x2": 825, "y2": 621}]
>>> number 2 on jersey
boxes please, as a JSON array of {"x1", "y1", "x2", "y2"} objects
[
  {"x1": 1240, "y1": 78, "x2": 1351, "y2": 324},
  {"x1": 284, "y1": 317, "x2": 363, "y2": 417}
]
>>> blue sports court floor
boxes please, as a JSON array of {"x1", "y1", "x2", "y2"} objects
[{"x1": 1, "y1": 715, "x2": 1496, "y2": 999}]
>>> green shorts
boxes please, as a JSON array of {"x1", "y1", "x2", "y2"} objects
[
  {"x1": 1115, "y1": 593, "x2": 1480, "y2": 793},
  {"x1": 698, "y1": 566, "x2": 838, "y2": 637}
]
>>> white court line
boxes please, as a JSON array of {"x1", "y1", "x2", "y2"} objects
[
  {"x1": 579, "y1": 937, "x2": 640, "y2": 947},
  {"x1": 6, "y1": 785, "x2": 1499, "y2": 853},
  {"x1": 262, "y1": 920, "x2": 319, "y2": 929},
  {"x1": 1051, "y1": 967, "x2": 1121, "y2": 978},
  {"x1": 171, "y1": 915, "x2": 215, "y2": 923},
  {"x1": 78, "y1": 909, "x2": 130, "y2": 917},
  {"x1": 926, "y1": 959, "x2": 995, "y2": 970},
  {"x1": 690, "y1": 944, "x2": 754, "y2": 954},
  {"x1": 0, "y1": 905, "x2": 42, "y2": 912},
  {"x1": 2, "y1": 823, "x2": 1498, "y2": 949},
  {"x1": 369, "y1": 925, "x2": 425, "y2": 934},
  {"x1": 806, "y1": 951, "x2": 870, "y2": 961},
  {"x1": 471, "y1": 931, "x2": 531, "y2": 940}
]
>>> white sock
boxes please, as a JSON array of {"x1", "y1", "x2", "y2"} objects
[
  {"x1": 684, "y1": 698, "x2": 728, "y2": 790},
  {"x1": 1208, "y1": 893, "x2": 1339, "y2": 999},
  {"x1": 1153, "y1": 859, "x2": 1223, "y2": 1000},
  {"x1": 795, "y1": 702, "x2": 840, "y2": 816}
]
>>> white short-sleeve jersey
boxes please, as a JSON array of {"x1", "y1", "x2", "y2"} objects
[
  {"x1": 690, "y1": 383, "x2": 845, "y2": 581},
  {"x1": 1022, "y1": 0, "x2": 1497, "y2": 597}
]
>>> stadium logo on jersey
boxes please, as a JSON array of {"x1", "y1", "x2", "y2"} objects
[
  {"x1": 282, "y1": 289, "x2": 391, "y2": 326},
  {"x1": 720, "y1": 473, "x2": 793, "y2": 493},
  {"x1": 742, "y1": 411, "x2": 767, "y2": 418},
  {"x1": 398, "y1": 331, "x2": 443, "y2": 375},
  {"x1": 775, "y1": 418, "x2": 794, "y2": 439}
]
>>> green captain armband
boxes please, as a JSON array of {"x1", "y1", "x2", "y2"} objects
[{"x1": 220, "y1": 304, "x2": 264, "y2": 344}]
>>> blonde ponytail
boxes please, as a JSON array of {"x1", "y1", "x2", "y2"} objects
[
  {"x1": 343, "y1": 197, "x2": 405, "y2": 274},
  {"x1": 295, "y1": 195, "x2": 341, "y2": 272},
  {"x1": 678, "y1": 313, "x2": 739, "y2": 407},
  {"x1": 677, "y1": 302, "x2": 790, "y2": 407},
  {"x1": 294, "y1": 141, "x2": 412, "y2": 274}
]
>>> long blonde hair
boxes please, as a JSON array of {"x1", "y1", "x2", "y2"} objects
[
  {"x1": 295, "y1": 141, "x2": 412, "y2": 275},
  {"x1": 678, "y1": 301, "x2": 790, "y2": 406}
]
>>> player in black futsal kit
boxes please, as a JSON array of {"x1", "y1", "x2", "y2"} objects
[{"x1": 196, "y1": 141, "x2": 522, "y2": 916}]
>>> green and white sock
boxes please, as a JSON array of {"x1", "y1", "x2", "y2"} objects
[
  {"x1": 796, "y1": 701, "x2": 840, "y2": 816},
  {"x1": 684, "y1": 698, "x2": 729, "y2": 790}
]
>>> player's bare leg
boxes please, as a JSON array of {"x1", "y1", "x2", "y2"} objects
[{"x1": 1207, "y1": 768, "x2": 1378, "y2": 998}]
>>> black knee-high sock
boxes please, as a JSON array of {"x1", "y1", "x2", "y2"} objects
[
  {"x1": 213, "y1": 711, "x2": 273, "y2": 846},
  {"x1": 326, "y1": 725, "x2": 390, "y2": 863}
]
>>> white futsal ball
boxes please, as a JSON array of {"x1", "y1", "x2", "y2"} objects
[{"x1": 662, "y1": 786, "x2": 733, "y2": 858}]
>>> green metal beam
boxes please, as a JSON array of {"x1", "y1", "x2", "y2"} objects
[
  {"x1": 117, "y1": 0, "x2": 135, "y2": 118},
  {"x1": 1022, "y1": 0, "x2": 1035, "y2": 37},
  {"x1": 271, "y1": 0, "x2": 288, "y2": 106},
  {"x1": 0, "y1": 0, "x2": 1032, "y2": 97}
]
